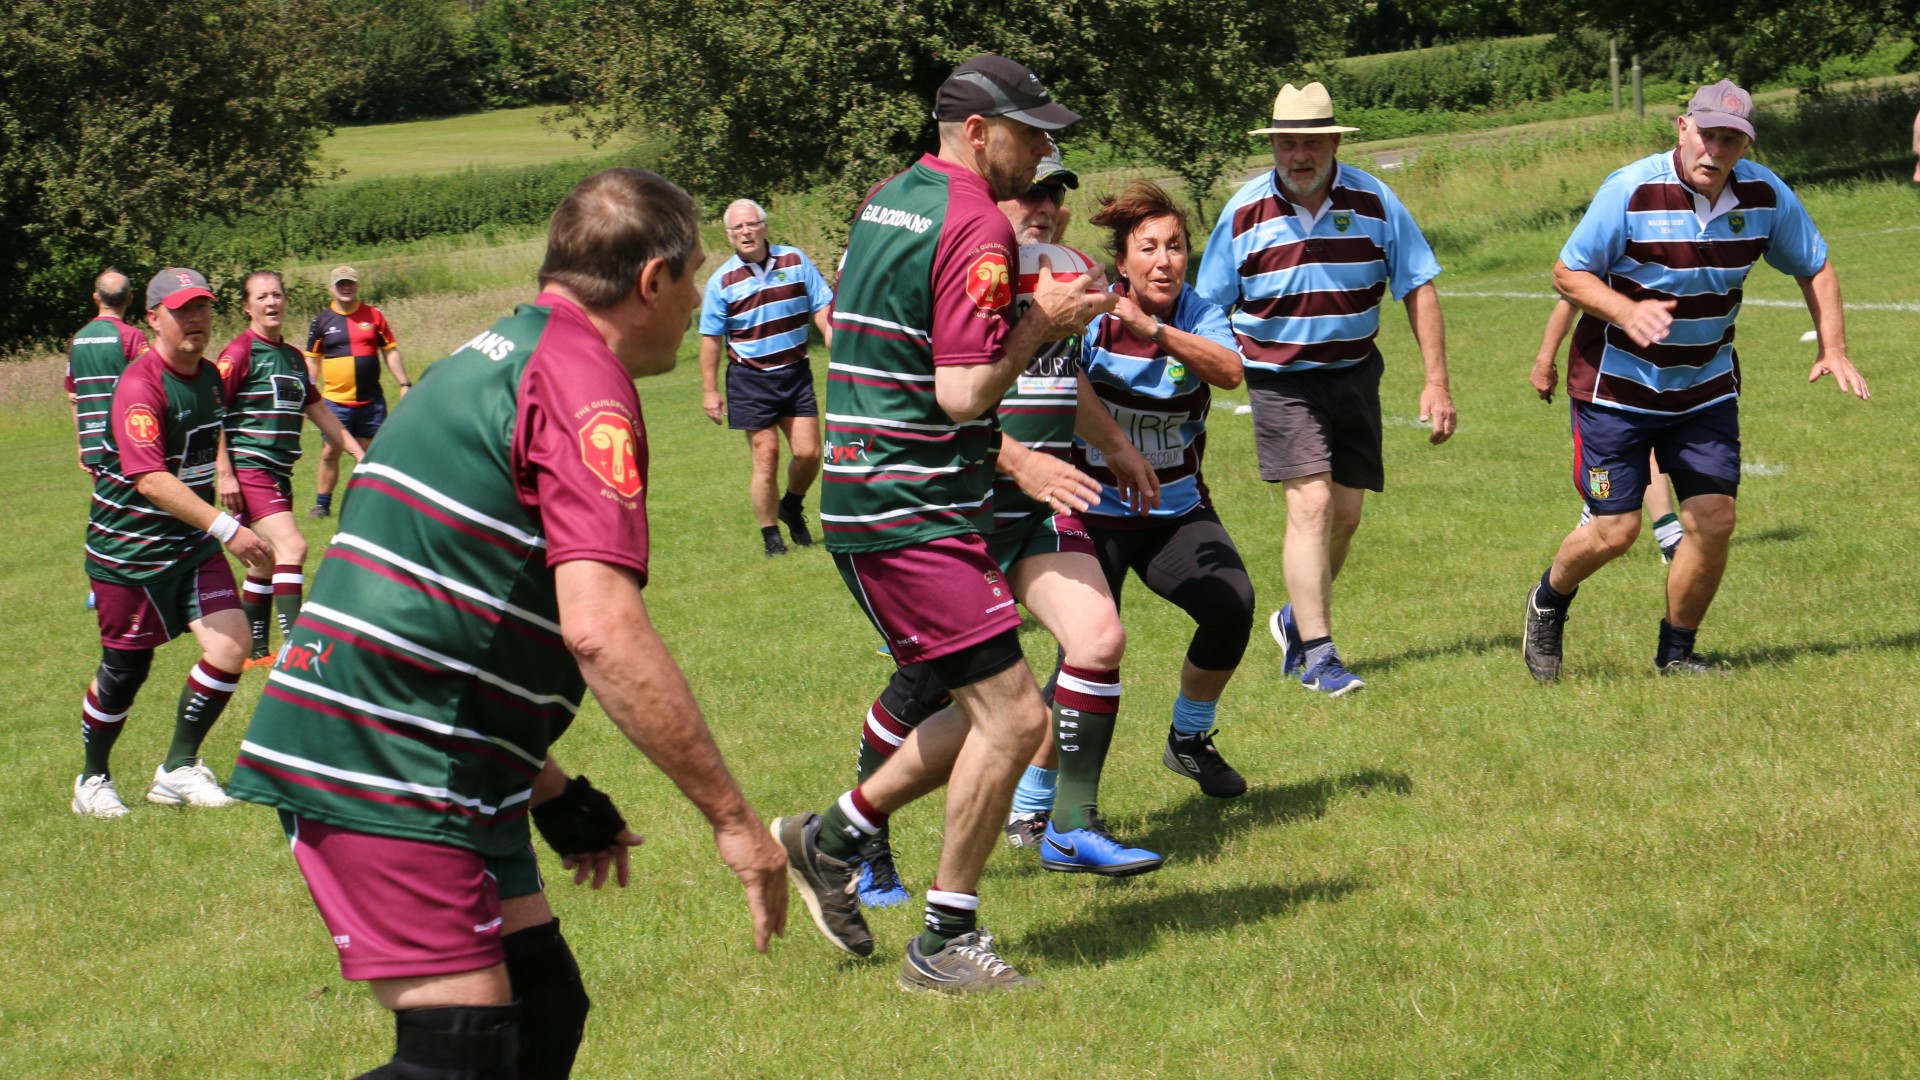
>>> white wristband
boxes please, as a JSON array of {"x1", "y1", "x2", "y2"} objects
[{"x1": 207, "y1": 512, "x2": 240, "y2": 544}]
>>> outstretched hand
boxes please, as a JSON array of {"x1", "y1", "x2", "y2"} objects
[
  {"x1": 715, "y1": 820, "x2": 788, "y2": 954},
  {"x1": 1809, "y1": 353, "x2": 1870, "y2": 400},
  {"x1": 561, "y1": 828, "x2": 645, "y2": 889}
]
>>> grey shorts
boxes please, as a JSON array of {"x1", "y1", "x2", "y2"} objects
[{"x1": 1246, "y1": 349, "x2": 1385, "y2": 492}]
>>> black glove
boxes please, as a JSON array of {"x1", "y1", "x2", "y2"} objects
[{"x1": 531, "y1": 775, "x2": 628, "y2": 857}]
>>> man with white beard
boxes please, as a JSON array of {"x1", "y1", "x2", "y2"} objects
[{"x1": 1195, "y1": 81, "x2": 1456, "y2": 697}]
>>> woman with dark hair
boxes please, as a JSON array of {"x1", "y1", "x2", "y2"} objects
[{"x1": 1073, "y1": 179, "x2": 1258, "y2": 800}]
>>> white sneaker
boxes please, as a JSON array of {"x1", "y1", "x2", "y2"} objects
[
  {"x1": 147, "y1": 761, "x2": 235, "y2": 807},
  {"x1": 73, "y1": 774, "x2": 131, "y2": 818}
]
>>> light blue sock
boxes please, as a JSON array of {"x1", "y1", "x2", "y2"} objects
[
  {"x1": 1171, "y1": 692, "x2": 1217, "y2": 737},
  {"x1": 1011, "y1": 765, "x2": 1057, "y2": 814}
]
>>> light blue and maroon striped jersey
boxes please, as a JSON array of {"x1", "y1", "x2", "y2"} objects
[
  {"x1": 1195, "y1": 164, "x2": 1439, "y2": 375},
  {"x1": 1073, "y1": 286, "x2": 1237, "y2": 521},
  {"x1": 1559, "y1": 151, "x2": 1827, "y2": 416},
  {"x1": 229, "y1": 295, "x2": 651, "y2": 857},
  {"x1": 699, "y1": 245, "x2": 834, "y2": 371}
]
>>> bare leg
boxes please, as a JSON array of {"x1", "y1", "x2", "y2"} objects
[
  {"x1": 1666, "y1": 494, "x2": 1735, "y2": 628},
  {"x1": 1326, "y1": 483, "x2": 1366, "y2": 581},
  {"x1": 1547, "y1": 510, "x2": 1641, "y2": 594},
  {"x1": 779, "y1": 415, "x2": 822, "y2": 499},
  {"x1": 1282, "y1": 474, "x2": 1336, "y2": 639},
  {"x1": 315, "y1": 441, "x2": 341, "y2": 499},
  {"x1": 746, "y1": 428, "x2": 780, "y2": 528},
  {"x1": 932, "y1": 663, "x2": 1049, "y2": 894},
  {"x1": 1180, "y1": 659, "x2": 1235, "y2": 703},
  {"x1": 188, "y1": 608, "x2": 252, "y2": 675},
  {"x1": 1010, "y1": 551, "x2": 1124, "y2": 772},
  {"x1": 1644, "y1": 452, "x2": 1677, "y2": 522}
]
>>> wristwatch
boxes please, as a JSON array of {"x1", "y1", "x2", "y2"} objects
[{"x1": 1150, "y1": 315, "x2": 1165, "y2": 344}]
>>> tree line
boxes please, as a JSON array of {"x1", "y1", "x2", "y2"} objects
[{"x1": 3, "y1": 0, "x2": 1914, "y2": 348}]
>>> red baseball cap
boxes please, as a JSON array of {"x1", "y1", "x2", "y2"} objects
[{"x1": 146, "y1": 267, "x2": 215, "y2": 310}]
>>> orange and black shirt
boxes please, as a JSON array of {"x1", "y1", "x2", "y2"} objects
[{"x1": 306, "y1": 301, "x2": 397, "y2": 406}]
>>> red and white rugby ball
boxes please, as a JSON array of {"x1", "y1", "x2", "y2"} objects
[{"x1": 1015, "y1": 243, "x2": 1096, "y2": 319}]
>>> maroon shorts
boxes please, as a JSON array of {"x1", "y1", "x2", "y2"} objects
[
  {"x1": 288, "y1": 816, "x2": 507, "y2": 982},
  {"x1": 235, "y1": 467, "x2": 294, "y2": 525},
  {"x1": 833, "y1": 533, "x2": 1023, "y2": 666},
  {"x1": 93, "y1": 555, "x2": 241, "y2": 650}
]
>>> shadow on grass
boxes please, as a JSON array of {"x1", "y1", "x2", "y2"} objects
[
  {"x1": 1361, "y1": 634, "x2": 1509, "y2": 675},
  {"x1": 1130, "y1": 769, "x2": 1412, "y2": 861},
  {"x1": 1019, "y1": 876, "x2": 1364, "y2": 966},
  {"x1": 1720, "y1": 628, "x2": 1920, "y2": 669},
  {"x1": 1733, "y1": 523, "x2": 1808, "y2": 546}
]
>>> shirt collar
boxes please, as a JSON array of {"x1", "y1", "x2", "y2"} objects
[
  {"x1": 1670, "y1": 151, "x2": 1741, "y2": 227},
  {"x1": 1271, "y1": 167, "x2": 1340, "y2": 230}
]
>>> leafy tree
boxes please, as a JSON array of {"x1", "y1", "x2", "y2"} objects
[
  {"x1": 0, "y1": 0, "x2": 355, "y2": 347},
  {"x1": 542, "y1": 0, "x2": 1347, "y2": 232},
  {"x1": 327, "y1": 0, "x2": 480, "y2": 123}
]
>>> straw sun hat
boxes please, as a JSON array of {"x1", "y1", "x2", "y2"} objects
[{"x1": 1249, "y1": 82, "x2": 1360, "y2": 136}]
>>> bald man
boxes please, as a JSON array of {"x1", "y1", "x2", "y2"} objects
[
  {"x1": 68, "y1": 269, "x2": 151, "y2": 475},
  {"x1": 698, "y1": 199, "x2": 835, "y2": 556}
]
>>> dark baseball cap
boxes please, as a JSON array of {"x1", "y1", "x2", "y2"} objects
[
  {"x1": 1688, "y1": 79, "x2": 1756, "y2": 142},
  {"x1": 146, "y1": 267, "x2": 215, "y2": 310},
  {"x1": 933, "y1": 55, "x2": 1080, "y2": 131},
  {"x1": 1034, "y1": 150, "x2": 1079, "y2": 189}
]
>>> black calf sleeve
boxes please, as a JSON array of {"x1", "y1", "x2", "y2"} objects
[
  {"x1": 356, "y1": 1003, "x2": 519, "y2": 1080},
  {"x1": 504, "y1": 919, "x2": 591, "y2": 1080},
  {"x1": 879, "y1": 662, "x2": 953, "y2": 729},
  {"x1": 94, "y1": 647, "x2": 154, "y2": 714}
]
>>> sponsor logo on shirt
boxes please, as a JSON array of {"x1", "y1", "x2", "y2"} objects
[
  {"x1": 280, "y1": 639, "x2": 335, "y2": 677},
  {"x1": 826, "y1": 438, "x2": 870, "y2": 464},
  {"x1": 125, "y1": 404, "x2": 161, "y2": 446},
  {"x1": 859, "y1": 203, "x2": 933, "y2": 234},
  {"x1": 578, "y1": 411, "x2": 644, "y2": 499},
  {"x1": 965, "y1": 252, "x2": 1012, "y2": 314}
]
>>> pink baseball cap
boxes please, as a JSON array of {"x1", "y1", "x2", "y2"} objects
[{"x1": 1688, "y1": 80, "x2": 1755, "y2": 142}]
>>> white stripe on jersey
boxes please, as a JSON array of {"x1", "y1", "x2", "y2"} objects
[
  {"x1": 240, "y1": 739, "x2": 533, "y2": 815},
  {"x1": 352, "y1": 463, "x2": 546, "y2": 548},
  {"x1": 263, "y1": 672, "x2": 546, "y2": 768},
  {"x1": 331, "y1": 533, "x2": 563, "y2": 634}
]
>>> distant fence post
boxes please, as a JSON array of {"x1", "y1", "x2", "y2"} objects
[
  {"x1": 1611, "y1": 38, "x2": 1621, "y2": 113},
  {"x1": 1631, "y1": 54, "x2": 1644, "y2": 117}
]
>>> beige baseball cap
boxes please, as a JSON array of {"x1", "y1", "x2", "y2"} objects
[{"x1": 328, "y1": 265, "x2": 359, "y2": 286}]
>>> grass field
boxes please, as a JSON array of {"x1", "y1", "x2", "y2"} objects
[
  {"x1": 3, "y1": 125, "x2": 1919, "y2": 1076},
  {"x1": 316, "y1": 105, "x2": 638, "y2": 184}
]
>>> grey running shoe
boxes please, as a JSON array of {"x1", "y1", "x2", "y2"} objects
[
  {"x1": 1524, "y1": 585, "x2": 1568, "y2": 683},
  {"x1": 1657, "y1": 653, "x2": 1723, "y2": 676},
  {"x1": 1163, "y1": 727, "x2": 1247, "y2": 798},
  {"x1": 772, "y1": 813, "x2": 873, "y2": 957},
  {"x1": 898, "y1": 930, "x2": 1040, "y2": 994},
  {"x1": 306, "y1": 504, "x2": 330, "y2": 519},
  {"x1": 1003, "y1": 810, "x2": 1049, "y2": 850}
]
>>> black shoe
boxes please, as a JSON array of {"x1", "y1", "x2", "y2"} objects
[
  {"x1": 779, "y1": 500, "x2": 814, "y2": 547},
  {"x1": 1524, "y1": 585, "x2": 1567, "y2": 683},
  {"x1": 771, "y1": 813, "x2": 873, "y2": 957},
  {"x1": 307, "y1": 504, "x2": 331, "y2": 519},
  {"x1": 1162, "y1": 727, "x2": 1247, "y2": 798},
  {"x1": 763, "y1": 531, "x2": 789, "y2": 558},
  {"x1": 1003, "y1": 810, "x2": 1049, "y2": 850}
]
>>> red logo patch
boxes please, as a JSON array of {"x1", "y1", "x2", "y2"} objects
[
  {"x1": 965, "y1": 252, "x2": 1012, "y2": 313},
  {"x1": 124, "y1": 404, "x2": 160, "y2": 446},
  {"x1": 175, "y1": 272, "x2": 194, "y2": 287},
  {"x1": 1721, "y1": 92, "x2": 1742, "y2": 112},
  {"x1": 578, "y1": 411, "x2": 643, "y2": 498},
  {"x1": 215, "y1": 358, "x2": 233, "y2": 379}
]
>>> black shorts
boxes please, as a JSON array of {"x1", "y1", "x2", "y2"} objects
[
  {"x1": 1084, "y1": 506, "x2": 1255, "y2": 672},
  {"x1": 727, "y1": 362, "x2": 818, "y2": 431},
  {"x1": 1246, "y1": 349, "x2": 1385, "y2": 492}
]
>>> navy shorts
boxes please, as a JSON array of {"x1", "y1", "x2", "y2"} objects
[
  {"x1": 726, "y1": 362, "x2": 817, "y2": 431},
  {"x1": 326, "y1": 397, "x2": 388, "y2": 440},
  {"x1": 1572, "y1": 398, "x2": 1740, "y2": 515}
]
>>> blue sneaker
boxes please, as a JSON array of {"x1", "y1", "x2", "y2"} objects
[
  {"x1": 855, "y1": 838, "x2": 910, "y2": 908},
  {"x1": 1039, "y1": 817, "x2": 1163, "y2": 877},
  {"x1": 1269, "y1": 605, "x2": 1304, "y2": 675},
  {"x1": 1299, "y1": 647, "x2": 1365, "y2": 696}
]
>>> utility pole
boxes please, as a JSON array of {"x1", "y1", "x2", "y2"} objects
[
  {"x1": 1631, "y1": 53, "x2": 1644, "y2": 117},
  {"x1": 1611, "y1": 38, "x2": 1621, "y2": 113}
]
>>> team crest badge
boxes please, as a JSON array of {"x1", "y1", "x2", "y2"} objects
[
  {"x1": 1587, "y1": 467, "x2": 1611, "y2": 500},
  {"x1": 215, "y1": 358, "x2": 233, "y2": 379},
  {"x1": 577, "y1": 411, "x2": 644, "y2": 498},
  {"x1": 1727, "y1": 212, "x2": 1745, "y2": 236},
  {"x1": 124, "y1": 404, "x2": 161, "y2": 446},
  {"x1": 1166, "y1": 362, "x2": 1187, "y2": 383},
  {"x1": 965, "y1": 252, "x2": 1012, "y2": 313},
  {"x1": 1332, "y1": 211, "x2": 1352, "y2": 234},
  {"x1": 984, "y1": 568, "x2": 1005, "y2": 598}
]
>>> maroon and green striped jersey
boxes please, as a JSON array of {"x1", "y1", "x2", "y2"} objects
[
  {"x1": 66, "y1": 315, "x2": 149, "y2": 468},
  {"x1": 217, "y1": 330, "x2": 316, "y2": 476},
  {"x1": 229, "y1": 295, "x2": 652, "y2": 857},
  {"x1": 85, "y1": 351, "x2": 225, "y2": 584},
  {"x1": 821, "y1": 154, "x2": 1016, "y2": 553}
]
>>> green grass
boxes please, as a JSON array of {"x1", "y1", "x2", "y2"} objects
[
  {"x1": 4, "y1": 134, "x2": 1920, "y2": 1077},
  {"x1": 317, "y1": 105, "x2": 640, "y2": 184}
]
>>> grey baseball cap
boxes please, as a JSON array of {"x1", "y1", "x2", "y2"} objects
[
  {"x1": 1688, "y1": 79, "x2": 1756, "y2": 142},
  {"x1": 146, "y1": 267, "x2": 215, "y2": 310}
]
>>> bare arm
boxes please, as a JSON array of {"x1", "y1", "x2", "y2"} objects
[
  {"x1": 1403, "y1": 282, "x2": 1456, "y2": 444},
  {"x1": 382, "y1": 347, "x2": 409, "y2": 398},
  {"x1": 698, "y1": 336, "x2": 726, "y2": 426},
  {"x1": 554, "y1": 559, "x2": 787, "y2": 953},
  {"x1": 1554, "y1": 259, "x2": 1675, "y2": 348},
  {"x1": 1796, "y1": 262, "x2": 1870, "y2": 400},
  {"x1": 1107, "y1": 293, "x2": 1242, "y2": 389},
  {"x1": 304, "y1": 399, "x2": 365, "y2": 461},
  {"x1": 133, "y1": 470, "x2": 271, "y2": 569},
  {"x1": 934, "y1": 259, "x2": 1115, "y2": 422},
  {"x1": 812, "y1": 306, "x2": 833, "y2": 351},
  {"x1": 1073, "y1": 372, "x2": 1159, "y2": 513},
  {"x1": 215, "y1": 432, "x2": 243, "y2": 514},
  {"x1": 1530, "y1": 298, "x2": 1578, "y2": 403}
]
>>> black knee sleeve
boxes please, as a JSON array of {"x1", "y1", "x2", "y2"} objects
[
  {"x1": 504, "y1": 919, "x2": 591, "y2": 1080},
  {"x1": 879, "y1": 662, "x2": 953, "y2": 728},
  {"x1": 356, "y1": 1003, "x2": 519, "y2": 1080},
  {"x1": 1184, "y1": 584, "x2": 1256, "y2": 673},
  {"x1": 926, "y1": 628, "x2": 1024, "y2": 691},
  {"x1": 1668, "y1": 469, "x2": 1738, "y2": 502},
  {"x1": 94, "y1": 647, "x2": 154, "y2": 714}
]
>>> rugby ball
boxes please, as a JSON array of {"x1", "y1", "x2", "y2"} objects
[{"x1": 1015, "y1": 243, "x2": 1097, "y2": 319}]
